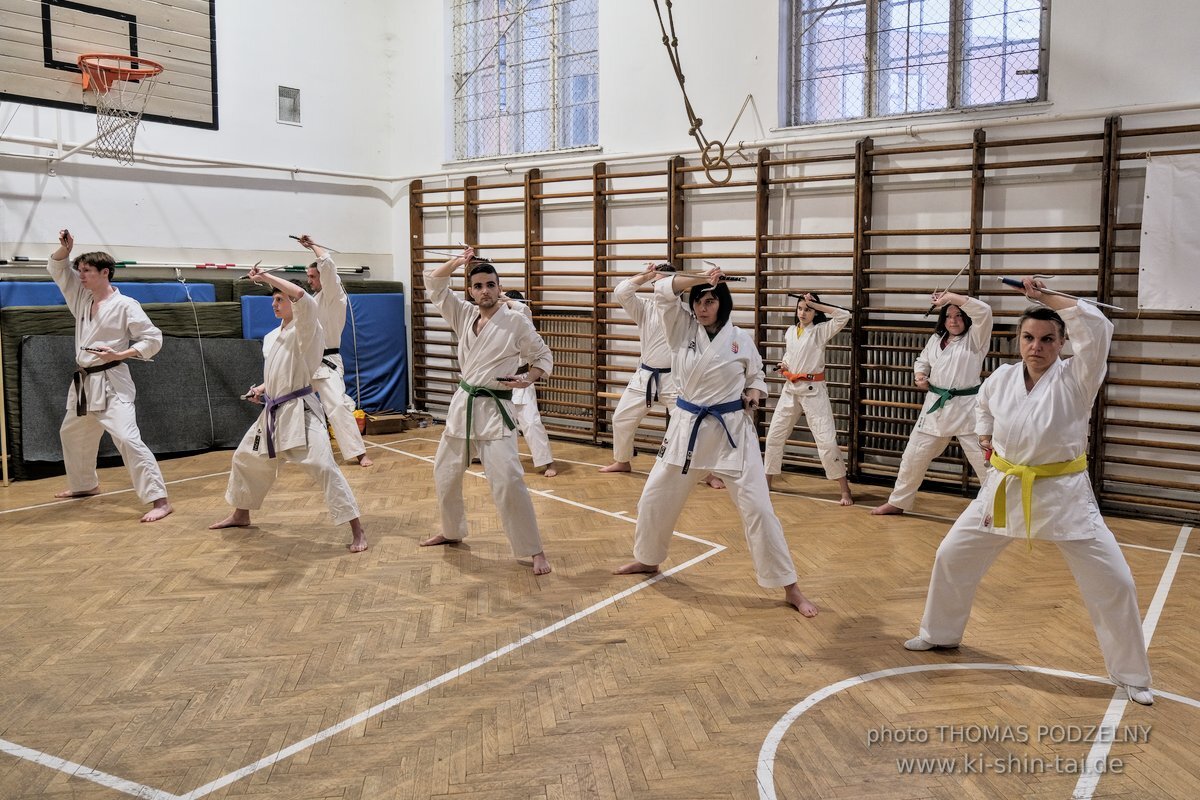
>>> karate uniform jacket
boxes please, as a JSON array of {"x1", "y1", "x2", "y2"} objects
[
  {"x1": 425, "y1": 270, "x2": 553, "y2": 441},
  {"x1": 254, "y1": 292, "x2": 325, "y2": 454},
  {"x1": 48, "y1": 256, "x2": 162, "y2": 413},
  {"x1": 975, "y1": 302, "x2": 1112, "y2": 541},
  {"x1": 653, "y1": 279, "x2": 767, "y2": 474},
  {"x1": 913, "y1": 297, "x2": 993, "y2": 438}
]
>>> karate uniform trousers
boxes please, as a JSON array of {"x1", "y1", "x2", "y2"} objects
[
  {"x1": 224, "y1": 399, "x2": 360, "y2": 526},
  {"x1": 635, "y1": 439, "x2": 799, "y2": 588},
  {"x1": 60, "y1": 386, "x2": 167, "y2": 503},
  {"x1": 314, "y1": 354, "x2": 367, "y2": 462},
  {"x1": 433, "y1": 431, "x2": 544, "y2": 557},
  {"x1": 512, "y1": 384, "x2": 554, "y2": 468},
  {"x1": 610, "y1": 370, "x2": 677, "y2": 464},
  {"x1": 887, "y1": 428, "x2": 988, "y2": 511},
  {"x1": 918, "y1": 500, "x2": 1151, "y2": 688},
  {"x1": 763, "y1": 381, "x2": 845, "y2": 480}
]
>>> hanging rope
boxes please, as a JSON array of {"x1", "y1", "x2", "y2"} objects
[{"x1": 650, "y1": 0, "x2": 733, "y2": 186}]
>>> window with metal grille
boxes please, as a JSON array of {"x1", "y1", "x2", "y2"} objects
[
  {"x1": 451, "y1": 0, "x2": 599, "y2": 160},
  {"x1": 785, "y1": 0, "x2": 1047, "y2": 126}
]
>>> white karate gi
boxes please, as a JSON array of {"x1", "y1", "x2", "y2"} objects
[
  {"x1": 507, "y1": 300, "x2": 554, "y2": 468},
  {"x1": 917, "y1": 302, "x2": 1151, "y2": 688},
  {"x1": 887, "y1": 297, "x2": 993, "y2": 510},
  {"x1": 609, "y1": 277, "x2": 679, "y2": 463},
  {"x1": 631, "y1": 280, "x2": 799, "y2": 588},
  {"x1": 763, "y1": 308, "x2": 851, "y2": 479},
  {"x1": 48, "y1": 256, "x2": 167, "y2": 503},
  {"x1": 425, "y1": 270, "x2": 553, "y2": 557},
  {"x1": 224, "y1": 292, "x2": 360, "y2": 525},
  {"x1": 310, "y1": 254, "x2": 367, "y2": 462}
]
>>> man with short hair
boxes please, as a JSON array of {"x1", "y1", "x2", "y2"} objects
[
  {"x1": 420, "y1": 247, "x2": 553, "y2": 575},
  {"x1": 210, "y1": 265, "x2": 367, "y2": 553},
  {"x1": 299, "y1": 234, "x2": 372, "y2": 467},
  {"x1": 48, "y1": 229, "x2": 173, "y2": 523}
]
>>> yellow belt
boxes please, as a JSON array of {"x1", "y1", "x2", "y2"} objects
[{"x1": 989, "y1": 451, "x2": 1088, "y2": 546}]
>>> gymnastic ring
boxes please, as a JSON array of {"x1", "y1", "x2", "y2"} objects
[{"x1": 700, "y1": 140, "x2": 733, "y2": 186}]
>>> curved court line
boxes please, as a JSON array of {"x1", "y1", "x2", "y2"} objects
[
  {"x1": 756, "y1": 662, "x2": 1200, "y2": 800},
  {"x1": 758, "y1": 662, "x2": 1200, "y2": 800}
]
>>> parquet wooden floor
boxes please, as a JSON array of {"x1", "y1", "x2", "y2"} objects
[{"x1": 0, "y1": 427, "x2": 1196, "y2": 799}]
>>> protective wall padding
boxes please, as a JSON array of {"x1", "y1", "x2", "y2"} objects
[
  {"x1": 1, "y1": 302, "x2": 246, "y2": 480},
  {"x1": 1, "y1": 275, "x2": 233, "y2": 302},
  {"x1": 0, "y1": 282, "x2": 216, "y2": 307},
  {"x1": 19, "y1": 335, "x2": 263, "y2": 462},
  {"x1": 241, "y1": 293, "x2": 408, "y2": 413}
]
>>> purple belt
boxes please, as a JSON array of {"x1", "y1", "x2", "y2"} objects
[{"x1": 262, "y1": 386, "x2": 315, "y2": 458}]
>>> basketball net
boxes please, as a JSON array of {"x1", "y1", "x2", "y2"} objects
[{"x1": 77, "y1": 54, "x2": 163, "y2": 165}]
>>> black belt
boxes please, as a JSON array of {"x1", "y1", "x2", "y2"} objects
[
  {"x1": 321, "y1": 348, "x2": 341, "y2": 371},
  {"x1": 72, "y1": 361, "x2": 122, "y2": 416},
  {"x1": 640, "y1": 363, "x2": 671, "y2": 407}
]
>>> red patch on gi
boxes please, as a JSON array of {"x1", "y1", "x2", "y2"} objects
[{"x1": 731, "y1": 342, "x2": 739, "y2": 354}]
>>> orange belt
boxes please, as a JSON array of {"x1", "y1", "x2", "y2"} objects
[{"x1": 781, "y1": 369, "x2": 825, "y2": 383}]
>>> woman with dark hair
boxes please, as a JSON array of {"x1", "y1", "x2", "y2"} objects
[
  {"x1": 904, "y1": 277, "x2": 1153, "y2": 706},
  {"x1": 762, "y1": 292, "x2": 853, "y2": 505},
  {"x1": 872, "y1": 291, "x2": 992, "y2": 516},
  {"x1": 615, "y1": 265, "x2": 818, "y2": 616}
]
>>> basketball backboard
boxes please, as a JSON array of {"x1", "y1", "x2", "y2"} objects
[{"x1": 0, "y1": 0, "x2": 218, "y2": 129}]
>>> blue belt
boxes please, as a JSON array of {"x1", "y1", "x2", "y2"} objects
[
  {"x1": 640, "y1": 363, "x2": 671, "y2": 407},
  {"x1": 674, "y1": 397, "x2": 744, "y2": 474}
]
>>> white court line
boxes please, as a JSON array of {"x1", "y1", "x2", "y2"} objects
[
  {"x1": 0, "y1": 738, "x2": 174, "y2": 800},
  {"x1": 755, "y1": 662, "x2": 1200, "y2": 800},
  {"x1": 0, "y1": 438, "x2": 724, "y2": 798},
  {"x1": 0, "y1": 470, "x2": 232, "y2": 516},
  {"x1": 1072, "y1": 524, "x2": 1192, "y2": 799}
]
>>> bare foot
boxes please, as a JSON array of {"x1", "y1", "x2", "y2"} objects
[
  {"x1": 541, "y1": 463, "x2": 558, "y2": 478},
  {"x1": 532, "y1": 552, "x2": 552, "y2": 575},
  {"x1": 838, "y1": 477, "x2": 854, "y2": 506},
  {"x1": 348, "y1": 519, "x2": 368, "y2": 553},
  {"x1": 140, "y1": 499, "x2": 173, "y2": 523},
  {"x1": 420, "y1": 534, "x2": 462, "y2": 547},
  {"x1": 55, "y1": 486, "x2": 99, "y2": 498},
  {"x1": 702, "y1": 474, "x2": 726, "y2": 490},
  {"x1": 614, "y1": 560, "x2": 660, "y2": 575},
  {"x1": 356, "y1": 454, "x2": 374, "y2": 468},
  {"x1": 599, "y1": 461, "x2": 632, "y2": 473},
  {"x1": 871, "y1": 503, "x2": 905, "y2": 515},
  {"x1": 784, "y1": 584, "x2": 819, "y2": 617},
  {"x1": 766, "y1": 475, "x2": 776, "y2": 491},
  {"x1": 209, "y1": 510, "x2": 251, "y2": 529}
]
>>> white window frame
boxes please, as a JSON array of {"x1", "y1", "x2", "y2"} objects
[
  {"x1": 783, "y1": 0, "x2": 1050, "y2": 127},
  {"x1": 450, "y1": 0, "x2": 599, "y2": 162}
]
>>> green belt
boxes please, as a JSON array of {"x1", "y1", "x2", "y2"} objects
[
  {"x1": 458, "y1": 379, "x2": 516, "y2": 457},
  {"x1": 926, "y1": 382, "x2": 981, "y2": 414}
]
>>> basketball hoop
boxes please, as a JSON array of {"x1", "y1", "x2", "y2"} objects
[{"x1": 77, "y1": 53, "x2": 164, "y2": 165}]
